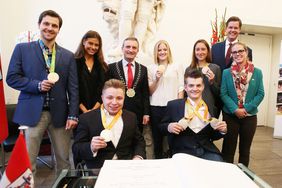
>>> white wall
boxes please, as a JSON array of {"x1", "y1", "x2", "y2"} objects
[{"x1": 1, "y1": 0, "x2": 282, "y2": 126}]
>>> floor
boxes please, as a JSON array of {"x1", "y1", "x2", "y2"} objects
[{"x1": 1, "y1": 126, "x2": 282, "y2": 187}]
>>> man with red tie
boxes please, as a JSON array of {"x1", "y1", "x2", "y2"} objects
[
  {"x1": 108, "y1": 37, "x2": 150, "y2": 132},
  {"x1": 211, "y1": 16, "x2": 253, "y2": 72}
]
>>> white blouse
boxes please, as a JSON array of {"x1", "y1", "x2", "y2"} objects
[{"x1": 148, "y1": 63, "x2": 184, "y2": 106}]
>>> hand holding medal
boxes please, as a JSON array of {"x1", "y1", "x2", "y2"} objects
[
  {"x1": 178, "y1": 118, "x2": 190, "y2": 130},
  {"x1": 100, "y1": 129, "x2": 112, "y2": 142},
  {"x1": 47, "y1": 72, "x2": 59, "y2": 83},
  {"x1": 201, "y1": 66, "x2": 215, "y2": 82},
  {"x1": 209, "y1": 118, "x2": 220, "y2": 129}
]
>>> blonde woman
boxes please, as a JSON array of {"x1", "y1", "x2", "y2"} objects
[{"x1": 148, "y1": 40, "x2": 184, "y2": 158}]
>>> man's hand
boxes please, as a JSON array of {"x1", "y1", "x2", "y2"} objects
[
  {"x1": 142, "y1": 115, "x2": 150, "y2": 125},
  {"x1": 65, "y1": 119, "x2": 78, "y2": 130},
  {"x1": 168, "y1": 122, "x2": 184, "y2": 134},
  {"x1": 91, "y1": 136, "x2": 107, "y2": 153},
  {"x1": 214, "y1": 121, "x2": 227, "y2": 133},
  {"x1": 41, "y1": 80, "x2": 54, "y2": 92}
]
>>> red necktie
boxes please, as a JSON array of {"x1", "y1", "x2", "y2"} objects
[
  {"x1": 127, "y1": 63, "x2": 133, "y2": 88},
  {"x1": 225, "y1": 43, "x2": 232, "y2": 65}
]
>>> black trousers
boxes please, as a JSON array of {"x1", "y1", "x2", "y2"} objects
[
  {"x1": 150, "y1": 106, "x2": 168, "y2": 159},
  {"x1": 222, "y1": 112, "x2": 257, "y2": 167}
]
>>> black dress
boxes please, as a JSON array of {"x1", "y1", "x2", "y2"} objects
[{"x1": 76, "y1": 57, "x2": 107, "y2": 113}]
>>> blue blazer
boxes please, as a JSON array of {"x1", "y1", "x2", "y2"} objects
[
  {"x1": 212, "y1": 40, "x2": 253, "y2": 72},
  {"x1": 159, "y1": 99, "x2": 224, "y2": 156},
  {"x1": 6, "y1": 41, "x2": 79, "y2": 127},
  {"x1": 220, "y1": 68, "x2": 264, "y2": 115}
]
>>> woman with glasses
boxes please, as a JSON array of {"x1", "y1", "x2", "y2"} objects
[
  {"x1": 185, "y1": 39, "x2": 221, "y2": 118},
  {"x1": 221, "y1": 42, "x2": 264, "y2": 167}
]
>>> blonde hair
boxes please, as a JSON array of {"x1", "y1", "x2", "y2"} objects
[
  {"x1": 102, "y1": 79, "x2": 125, "y2": 94},
  {"x1": 153, "y1": 40, "x2": 173, "y2": 64}
]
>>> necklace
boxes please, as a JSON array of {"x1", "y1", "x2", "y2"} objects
[{"x1": 115, "y1": 62, "x2": 141, "y2": 97}]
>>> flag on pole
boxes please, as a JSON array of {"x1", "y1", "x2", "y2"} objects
[
  {"x1": 0, "y1": 132, "x2": 34, "y2": 188},
  {"x1": 0, "y1": 53, "x2": 8, "y2": 143}
]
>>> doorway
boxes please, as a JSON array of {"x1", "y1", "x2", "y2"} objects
[{"x1": 239, "y1": 33, "x2": 272, "y2": 126}]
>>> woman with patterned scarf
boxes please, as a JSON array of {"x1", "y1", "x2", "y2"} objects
[{"x1": 220, "y1": 42, "x2": 264, "y2": 167}]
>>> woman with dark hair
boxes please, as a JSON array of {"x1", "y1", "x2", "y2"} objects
[
  {"x1": 75, "y1": 30, "x2": 108, "y2": 113},
  {"x1": 185, "y1": 39, "x2": 221, "y2": 118}
]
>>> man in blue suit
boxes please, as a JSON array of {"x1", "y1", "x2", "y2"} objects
[
  {"x1": 6, "y1": 10, "x2": 79, "y2": 173},
  {"x1": 212, "y1": 16, "x2": 252, "y2": 72},
  {"x1": 159, "y1": 69, "x2": 227, "y2": 161}
]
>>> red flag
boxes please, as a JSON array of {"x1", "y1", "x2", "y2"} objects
[
  {"x1": 0, "y1": 132, "x2": 34, "y2": 187},
  {"x1": 0, "y1": 54, "x2": 8, "y2": 143}
]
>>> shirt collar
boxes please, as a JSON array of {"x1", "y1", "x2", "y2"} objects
[
  {"x1": 226, "y1": 39, "x2": 239, "y2": 47},
  {"x1": 122, "y1": 59, "x2": 135, "y2": 67},
  {"x1": 39, "y1": 39, "x2": 52, "y2": 53}
]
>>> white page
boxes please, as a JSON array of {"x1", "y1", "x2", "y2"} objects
[
  {"x1": 95, "y1": 159, "x2": 183, "y2": 188},
  {"x1": 172, "y1": 153, "x2": 259, "y2": 188}
]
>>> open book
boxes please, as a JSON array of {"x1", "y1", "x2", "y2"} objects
[{"x1": 94, "y1": 153, "x2": 259, "y2": 188}]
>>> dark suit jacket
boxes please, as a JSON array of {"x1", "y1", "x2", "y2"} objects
[
  {"x1": 211, "y1": 40, "x2": 253, "y2": 72},
  {"x1": 72, "y1": 109, "x2": 146, "y2": 168},
  {"x1": 6, "y1": 41, "x2": 79, "y2": 127},
  {"x1": 159, "y1": 99, "x2": 224, "y2": 156},
  {"x1": 108, "y1": 60, "x2": 150, "y2": 124}
]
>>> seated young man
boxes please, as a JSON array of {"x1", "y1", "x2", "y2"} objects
[
  {"x1": 72, "y1": 79, "x2": 146, "y2": 168},
  {"x1": 159, "y1": 69, "x2": 227, "y2": 161}
]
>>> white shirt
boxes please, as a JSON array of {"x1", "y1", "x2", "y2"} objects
[
  {"x1": 148, "y1": 63, "x2": 184, "y2": 106},
  {"x1": 122, "y1": 59, "x2": 136, "y2": 83},
  {"x1": 101, "y1": 108, "x2": 123, "y2": 148},
  {"x1": 185, "y1": 98, "x2": 210, "y2": 133},
  {"x1": 93, "y1": 109, "x2": 123, "y2": 159}
]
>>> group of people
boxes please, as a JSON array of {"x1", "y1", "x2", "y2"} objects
[{"x1": 6, "y1": 9, "x2": 265, "y2": 178}]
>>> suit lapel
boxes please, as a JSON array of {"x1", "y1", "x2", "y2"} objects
[
  {"x1": 178, "y1": 99, "x2": 186, "y2": 119},
  {"x1": 33, "y1": 41, "x2": 45, "y2": 67},
  {"x1": 55, "y1": 44, "x2": 62, "y2": 72},
  {"x1": 115, "y1": 112, "x2": 129, "y2": 149},
  {"x1": 117, "y1": 61, "x2": 126, "y2": 81},
  {"x1": 133, "y1": 61, "x2": 140, "y2": 84}
]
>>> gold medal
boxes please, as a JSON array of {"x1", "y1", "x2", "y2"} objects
[
  {"x1": 100, "y1": 129, "x2": 112, "y2": 142},
  {"x1": 126, "y1": 88, "x2": 136, "y2": 97},
  {"x1": 47, "y1": 72, "x2": 59, "y2": 83}
]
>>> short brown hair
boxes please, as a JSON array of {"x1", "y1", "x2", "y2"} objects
[
  {"x1": 184, "y1": 69, "x2": 204, "y2": 85},
  {"x1": 226, "y1": 16, "x2": 242, "y2": 28},
  {"x1": 38, "y1": 10, "x2": 63, "y2": 29},
  {"x1": 103, "y1": 79, "x2": 125, "y2": 93}
]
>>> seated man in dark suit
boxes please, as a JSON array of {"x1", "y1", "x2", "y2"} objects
[
  {"x1": 72, "y1": 79, "x2": 146, "y2": 168},
  {"x1": 159, "y1": 69, "x2": 227, "y2": 161}
]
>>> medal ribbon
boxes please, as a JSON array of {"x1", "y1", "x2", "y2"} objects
[
  {"x1": 185, "y1": 99, "x2": 209, "y2": 122},
  {"x1": 42, "y1": 42, "x2": 56, "y2": 73},
  {"x1": 101, "y1": 104, "x2": 122, "y2": 130}
]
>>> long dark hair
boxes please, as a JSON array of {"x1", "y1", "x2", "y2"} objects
[
  {"x1": 74, "y1": 30, "x2": 108, "y2": 71},
  {"x1": 189, "y1": 39, "x2": 211, "y2": 69}
]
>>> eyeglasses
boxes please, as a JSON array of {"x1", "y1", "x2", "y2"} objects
[{"x1": 231, "y1": 49, "x2": 245, "y2": 55}]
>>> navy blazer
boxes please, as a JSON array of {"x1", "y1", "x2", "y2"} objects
[
  {"x1": 6, "y1": 41, "x2": 79, "y2": 127},
  {"x1": 211, "y1": 40, "x2": 253, "y2": 72},
  {"x1": 159, "y1": 99, "x2": 224, "y2": 156},
  {"x1": 72, "y1": 109, "x2": 146, "y2": 169},
  {"x1": 108, "y1": 60, "x2": 150, "y2": 124}
]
